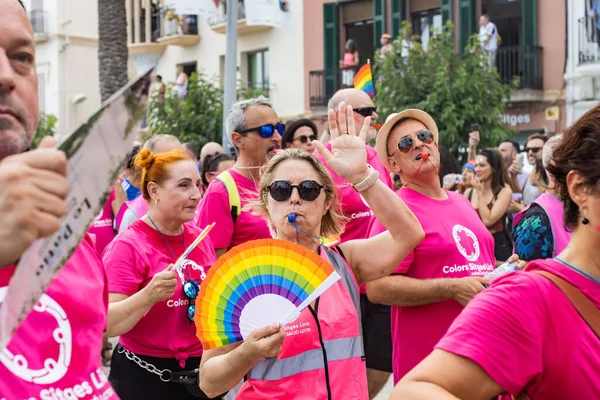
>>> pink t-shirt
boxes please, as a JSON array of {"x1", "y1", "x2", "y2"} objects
[
  {"x1": 88, "y1": 189, "x2": 116, "y2": 257},
  {"x1": 0, "y1": 236, "x2": 117, "y2": 400},
  {"x1": 368, "y1": 188, "x2": 495, "y2": 383},
  {"x1": 437, "y1": 258, "x2": 600, "y2": 399},
  {"x1": 195, "y1": 169, "x2": 272, "y2": 250},
  {"x1": 314, "y1": 145, "x2": 393, "y2": 244},
  {"x1": 103, "y1": 220, "x2": 216, "y2": 359}
]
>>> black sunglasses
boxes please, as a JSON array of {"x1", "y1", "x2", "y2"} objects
[
  {"x1": 392, "y1": 130, "x2": 435, "y2": 155},
  {"x1": 353, "y1": 107, "x2": 377, "y2": 118},
  {"x1": 238, "y1": 123, "x2": 285, "y2": 138},
  {"x1": 183, "y1": 279, "x2": 200, "y2": 322},
  {"x1": 293, "y1": 134, "x2": 317, "y2": 144},
  {"x1": 525, "y1": 146, "x2": 543, "y2": 153},
  {"x1": 267, "y1": 180, "x2": 326, "y2": 202}
]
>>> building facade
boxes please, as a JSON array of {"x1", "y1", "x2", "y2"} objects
[
  {"x1": 126, "y1": 0, "x2": 330, "y2": 122},
  {"x1": 24, "y1": 0, "x2": 101, "y2": 138},
  {"x1": 565, "y1": 0, "x2": 600, "y2": 125},
  {"x1": 310, "y1": 0, "x2": 567, "y2": 142}
]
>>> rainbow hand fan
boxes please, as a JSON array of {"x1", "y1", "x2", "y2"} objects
[{"x1": 195, "y1": 239, "x2": 340, "y2": 349}]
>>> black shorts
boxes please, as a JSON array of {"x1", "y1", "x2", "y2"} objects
[
  {"x1": 109, "y1": 344, "x2": 217, "y2": 400},
  {"x1": 360, "y1": 294, "x2": 393, "y2": 372}
]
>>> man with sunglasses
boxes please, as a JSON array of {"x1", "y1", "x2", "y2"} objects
[
  {"x1": 522, "y1": 133, "x2": 548, "y2": 206},
  {"x1": 367, "y1": 109, "x2": 496, "y2": 385},
  {"x1": 315, "y1": 88, "x2": 394, "y2": 399},
  {"x1": 196, "y1": 97, "x2": 282, "y2": 258},
  {"x1": 0, "y1": 1, "x2": 117, "y2": 397}
]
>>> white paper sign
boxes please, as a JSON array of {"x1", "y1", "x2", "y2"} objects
[
  {"x1": 173, "y1": 0, "x2": 220, "y2": 17},
  {"x1": 244, "y1": 0, "x2": 291, "y2": 28},
  {"x1": 0, "y1": 70, "x2": 153, "y2": 349}
]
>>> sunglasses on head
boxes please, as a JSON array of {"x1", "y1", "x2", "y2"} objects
[
  {"x1": 238, "y1": 123, "x2": 285, "y2": 138},
  {"x1": 353, "y1": 106, "x2": 377, "y2": 118},
  {"x1": 267, "y1": 180, "x2": 326, "y2": 202},
  {"x1": 293, "y1": 134, "x2": 317, "y2": 144},
  {"x1": 525, "y1": 146, "x2": 542, "y2": 153},
  {"x1": 391, "y1": 130, "x2": 435, "y2": 155},
  {"x1": 183, "y1": 279, "x2": 200, "y2": 322}
]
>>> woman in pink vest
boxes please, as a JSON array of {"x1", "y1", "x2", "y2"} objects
[
  {"x1": 392, "y1": 105, "x2": 600, "y2": 400},
  {"x1": 199, "y1": 103, "x2": 425, "y2": 399},
  {"x1": 513, "y1": 134, "x2": 571, "y2": 260}
]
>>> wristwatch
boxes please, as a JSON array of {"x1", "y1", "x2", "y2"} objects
[{"x1": 353, "y1": 165, "x2": 380, "y2": 192}]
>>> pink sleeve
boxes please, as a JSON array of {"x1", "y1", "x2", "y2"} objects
[
  {"x1": 103, "y1": 239, "x2": 145, "y2": 295},
  {"x1": 368, "y1": 216, "x2": 413, "y2": 274},
  {"x1": 436, "y1": 272, "x2": 546, "y2": 395},
  {"x1": 197, "y1": 182, "x2": 234, "y2": 250}
]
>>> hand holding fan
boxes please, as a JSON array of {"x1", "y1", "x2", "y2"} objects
[{"x1": 195, "y1": 239, "x2": 340, "y2": 349}]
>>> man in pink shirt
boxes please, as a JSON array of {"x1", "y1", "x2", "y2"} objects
[
  {"x1": 367, "y1": 109, "x2": 495, "y2": 384},
  {"x1": 196, "y1": 97, "x2": 281, "y2": 258},
  {"x1": 315, "y1": 88, "x2": 394, "y2": 398},
  {"x1": 0, "y1": 1, "x2": 116, "y2": 398}
]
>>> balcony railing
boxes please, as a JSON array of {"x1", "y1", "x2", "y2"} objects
[
  {"x1": 496, "y1": 45, "x2": 543, "y2": 90},
  {"x1": 128, "y1": 8, "x2": 200, "y2": 54},
  {"x1": 29, "y1": 9, "x2": 45, "y2": 34},
  {"x1": 307, "y1": 67, "x2": 360, "y2": 108},
  {"x1": 207, "y1": 0, "x2": 272, "y2": 35},
  {"x1": 578, "y1": 16, "x2": 600, "y2": 65}
]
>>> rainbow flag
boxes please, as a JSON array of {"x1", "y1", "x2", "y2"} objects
[{"x1": 353, "y1": 61, "x2": 375, "y2": 97}]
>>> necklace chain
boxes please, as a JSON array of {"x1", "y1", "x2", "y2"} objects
[{"x1": 147, "y1": 215, "x2": 186, "y2": 261}]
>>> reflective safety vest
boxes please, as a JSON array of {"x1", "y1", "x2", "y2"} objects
[
  {"x1": 215, "y1": 170, "x2": 241, "y2": 223},
  {"x1": 514, "y1": 193, "x2": 571, "y2": 257},
  {"x1": 238, "y1": 246, "x2": 368, "y2": 400}
]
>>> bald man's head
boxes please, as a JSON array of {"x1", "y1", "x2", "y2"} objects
[
  {"x1": 200, "y1": 142, "x2": 224, "y2": 162},
  {"x1": 327, "y1": 88, "x2": 374, "y2": 111}
]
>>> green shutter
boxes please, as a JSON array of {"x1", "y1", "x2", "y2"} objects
[
  {"x1": 458, "y1": 0, "x2": 475, "y2": 53},
  {"x1": 522, "y1": 0, "x2": 538, "y2": 89},
  {"x1": 323, "y1": 3, "x2": 339, "y2": 102},
  {"x1": 441, "y1": 0, "x2": 453, "y2": 25},
  {"x1": 522, "y1": 0, "x2": 537, "y2": 46},
  {"x1": 391, "y1": 0, "x2": 406, "y2": 39},
  {"x1": 374, "y1": 0, "x2": 386, "y2": 49}
]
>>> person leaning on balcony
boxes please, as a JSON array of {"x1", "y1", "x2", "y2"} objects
[
  {"x1": 340, "y1": 39, "x2": 359, "y2": 87},
  {"x1": 477, "y1": 14, "x2": 498, "y2": 71},
  {"x1": 175, "y1": 66, "x2": 188, "y2": 100}
]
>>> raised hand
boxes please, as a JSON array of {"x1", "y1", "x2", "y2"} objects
[{"x1": 313, "y1": 102, "x2": 370, "y2": 184}]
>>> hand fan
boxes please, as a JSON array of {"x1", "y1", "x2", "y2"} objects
[
  {"x1": 321, "y1": 235, "x2": 340, "y2": 247},
  {"x1": 195, "y1": 238, "x2": 340, "y2": 349}
]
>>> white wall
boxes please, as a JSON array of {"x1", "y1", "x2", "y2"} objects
[{"x1": 145, "y1": 0, "x2": 306, "y2": 119}]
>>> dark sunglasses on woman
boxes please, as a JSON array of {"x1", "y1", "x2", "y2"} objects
[
  {"x1": 237, "y1": 123, "x2": 285, "y2": 138},
  {"x1": 267, "y1": 180, "x2": 326, "y2": 202},
  {"x1": 293, "y1": 135, "x2": 317, "y2": 144},
  {"x1": 391, "y1": 130, "x2": 435, "y2": 156}
]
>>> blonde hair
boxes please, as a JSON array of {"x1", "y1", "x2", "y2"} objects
[{"x1": 250, "y1": 149, "x2": 346, "y2": 238}]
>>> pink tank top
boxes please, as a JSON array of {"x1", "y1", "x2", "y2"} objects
[{"x1": 343, "y1": 52, "x2": 355, "y2": 67}]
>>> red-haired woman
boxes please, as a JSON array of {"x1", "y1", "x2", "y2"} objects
[{"x1": 103, "y1": 149, "x2": 217, "y2": 399}]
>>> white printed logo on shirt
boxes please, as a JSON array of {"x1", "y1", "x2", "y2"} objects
[
  {"x1": 452, "y1": 225, "x2": 480, "y2": 262},
  {"x1": 0, "y1": 287, "x2": 72, "y2": 384}
]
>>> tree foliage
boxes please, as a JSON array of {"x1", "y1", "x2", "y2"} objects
[
  {"x1": 375, "y1": 22, "x2": 518, "y2": 162},
  {"x1": 146, "y1": 71, "x2": 271, "y2": 149},
  {"x1": 31, "y1": 112, "x2": 57, "y2": 149}
]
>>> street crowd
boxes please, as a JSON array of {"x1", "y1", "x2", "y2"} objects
[{"x1": 1, "y1": 0, "x2": 600, "y2": 399}]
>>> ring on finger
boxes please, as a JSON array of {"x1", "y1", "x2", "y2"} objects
[{"x1": 339, "y1": 130, "x2": 348, "y2": 135}]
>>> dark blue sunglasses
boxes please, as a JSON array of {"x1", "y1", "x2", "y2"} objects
[{"x1": 238, "y1": 123, "x2": 285, "y2": 138}]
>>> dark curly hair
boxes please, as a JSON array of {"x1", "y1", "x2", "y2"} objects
[
  {"x1": 547, "y1": 105, "x2": 600, "y2": 231},
  {"x1": 281, "y1": 119, "x2": 318, "y2": 148}
]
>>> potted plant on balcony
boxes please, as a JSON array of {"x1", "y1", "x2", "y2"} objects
[{"x1": 164, "y1": 9, "x2": 182, "y2": 36}]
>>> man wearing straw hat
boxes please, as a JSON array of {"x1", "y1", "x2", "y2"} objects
[{"x1": 366, "y1": 109, "x2": 497, "y2": 384}]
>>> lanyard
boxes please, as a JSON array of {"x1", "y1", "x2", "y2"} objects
[{"x1": 148, "y1": 215, "x2": 191, "y2": 280}]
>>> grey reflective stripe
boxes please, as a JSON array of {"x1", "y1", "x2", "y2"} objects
[
  {"x1": 247, "y1": 336, "x2": 363, "y2": 381},
  {"x1": 324, "y1": 248, "x2": 362, "y2": 336}
]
